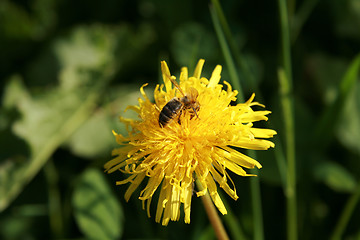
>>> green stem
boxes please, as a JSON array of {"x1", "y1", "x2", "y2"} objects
[
  {"x1": 278, "y1": 0, "x2": 293, "y2": 86},
  {"x1": 44, "y1": 159, "x2": 63, "y2": 238},
  {"x1": 196, "y1": 179, "x2": 230, "y2": 240},
  {"x1": 314, "y1": 54, "x2": 360, "y2": 148},
  {"x1": 249, "y1": 167, "x2": 264, "y2": 240},
  {"x1": 330, "y1": 181, "x2": 360, "y2": 240},
  {"x1": 278, "y1": 0, "x2": 297, "y2": 239},
  {"x1": 278, "y1": 69, "x2": 297, "y2": 240}
]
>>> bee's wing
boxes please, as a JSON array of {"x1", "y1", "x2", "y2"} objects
[
  {"x1": 168, "y1": 76, "x2": 185, "y2": 97},
  {"x1": 187, "y1": 87, "x2": 199, "y2": 100}
]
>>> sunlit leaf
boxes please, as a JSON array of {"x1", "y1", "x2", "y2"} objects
[
  {"x1": 336, "y1": 82, "x2": 360, "y2": 156},
  {"x1": 313, "y1": 161, "x2": 356, "y2": 193},
  {"x1": 0, "y1": 25, "x2": 117, "y2": 212},
  {"x1": 315, "y1": 53, "x2": 360, "y2": 147},
  {"x1": 66, "y1": 110, "x2": 115, "y2": 159},
  {"x1": 66, "y1": 85, "x2": 152, "y2": 158},
  {"x1": 73, "y1": 168, "x2": 123, "y2": 240}
]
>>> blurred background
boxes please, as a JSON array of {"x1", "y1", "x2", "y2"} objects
[{"x1": 1, "y1": 0, "x2": 360, "y2": 239}]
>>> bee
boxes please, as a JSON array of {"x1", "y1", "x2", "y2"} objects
[{"x1": 159, "y1": 76, "x2": 200, "y2": 128}]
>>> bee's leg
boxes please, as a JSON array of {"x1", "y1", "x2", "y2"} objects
[
  {"x1": 177, "y1": 109, "x2": 183, "y2": 125},
  {"x1": 189, "y1": 107, "x2": 200, "y2": 120}
]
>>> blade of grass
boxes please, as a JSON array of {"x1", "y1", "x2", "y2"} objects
[
  {"x1": 314, "y1": 54, "x2": 360, "y2": 148},
  {"x1": 211, "y1": 0, "x2": 288, "y2": 196},
  {"x1": 219, "y1": 191, "x2": 248, "y2": 240},
  {"x1": 277, "y1": 0, "x2": 297, "y2": 239},
  {"x1": 210, "y1": 0, "x2": 257, "y2": 91},
  {"x1": 210, "y1": 5, "x2": 265, "y2": 240},
  {"x1": 44, "y1": 159, "x2": 63, "y2": 238},
  {"x1": 330, "y1": 180, "x2": 360, "y2": 240},
  {"x1": 209, "y1": 5, "x2": 244, "y2": 102},
  {"x1": 248, "y1": 154, "x2": 264, "y2": 240},
  {"x1": 278, "y1": 68, "x2": 297, "y2": 240},
  {"x1": 278, "y1": 0, "x2": 293, "y2": 86}
]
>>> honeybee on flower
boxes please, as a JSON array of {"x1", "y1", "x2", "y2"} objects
[
  {"x1": 158, "y1": 66, "x2": 200, "y2": 128},
  {"x1": 105, "y1": 59, "x2": 277, "y2": 226}
]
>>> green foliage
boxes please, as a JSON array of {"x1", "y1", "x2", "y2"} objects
[
  {"x1": 313, "y1": 160, "x2": 356, "y2": 193},
  {"x1": 1, "y1": 0, "x2": 360, "y2": 239},
  {"x1": 337, "y1": 81, "x2": 360, "y2": 156},
  {"x1": 0, "y1": 25, "x2": 118, "y2": 212},
  {"x1": 315, "y1": 54, "x2": 360, "y2": 147},
  {"x1": 73, "y1": 168, "x2": 124, "y2": 240},
  {"x1": 67, "y1": 109, "x2": 115, "y2": 159}
]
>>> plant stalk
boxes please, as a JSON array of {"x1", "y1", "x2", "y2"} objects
[{"x1": 196, "y1": 179, "x2": 230, "y2": 240}]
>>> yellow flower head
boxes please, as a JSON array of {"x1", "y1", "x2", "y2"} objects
[{"x1": 105, "y1": 59, "x2": 277, "y2": 226}]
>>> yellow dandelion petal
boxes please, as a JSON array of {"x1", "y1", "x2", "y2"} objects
[
  {"x1": 208, "y1": 65, "x2": 222, "y2": 88},
  {"x1": 161, "y1": 61, "x2": 172, "y2": 93},
  {"x1": 193, "y1": 59, "x2": 205, "y2": 79},
  {"x1": 210, "y1": 165, "x2": 238, "y2": 200},
  {"x1": 105, "y1": 59, "x2": 277, "y2": 225},
  {"x1": 231, "y1": 139, "x2": 275, "y2": 150},
  {"x1": 206, "y1": 174, "x2": 227, "y2": 215},
  {"x1": 121, "y1": 172, "x2": 146, "y2": 202},
  {"x1": 180, "y1": 67, "x2": 188, "y2": 84},
  {"x1": 183, "y1": 181, "x2": 193, "y2": 224},
  {"x1": 145, "y1": 197, "x2": 152, "y2": 218},
  {"x1": 251, "y1": 128, "x2": 278, "y2": 138},
  {"x1": 139, "y1": 170, "x2": 164, "y2": 200},
  {"x1": 220, "y1": 146, "x2": 262, "y2": 169},
  {"x1": 170, "y1": 186, "x2": 181, "y2": 221}
]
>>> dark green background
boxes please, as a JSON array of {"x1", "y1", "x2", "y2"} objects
[{"x1": 1, "y1": 0, "x2": 360, "y2": 239}]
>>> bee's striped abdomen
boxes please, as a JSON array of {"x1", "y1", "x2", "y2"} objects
[{"x1": 159, "y1": 98, "x2": 183, "y2": 128}]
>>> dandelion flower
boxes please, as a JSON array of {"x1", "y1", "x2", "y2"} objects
[{"x1": 105, "y1": 59, "x2": 277, "y2": 226}]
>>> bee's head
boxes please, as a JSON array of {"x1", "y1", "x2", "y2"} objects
[
  {"x1": 182, "y1": 87, "x2": 200, "y2": 120},
  {"x1": 187, "y1": 87, "x2": 199, "y2": 101},
  {"x1": 182, "y1": 87, "x2": 199, "y2": 107}
]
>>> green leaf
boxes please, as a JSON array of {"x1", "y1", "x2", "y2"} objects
[
  {"x1": 0, "y1": 75, "x2": 105, "y2": 212},
  {"x1": 73, "y1": 168, "x2": 123, "y2": 240},
  {"x1": 66, "y1": 85, "x2": 152, "y2": 158},
  {"x1": 315, "y1": 53, "x2": 360, "y2": 147},
  {"x1": 0, "y1": 25, "x2": 117, "y2": 212},
  {"x1": 0, "y1": 23, "x2": 156, "y2": 212},
  {"x1": 336, "y1": 81, "x2": 360, "y2": 155},
  {"x1": 313, "y1": 161, "x2": 356, "y2": 193},
  {"x1": 66, "y1": 110, "x2": 115, "y2": 159}
]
